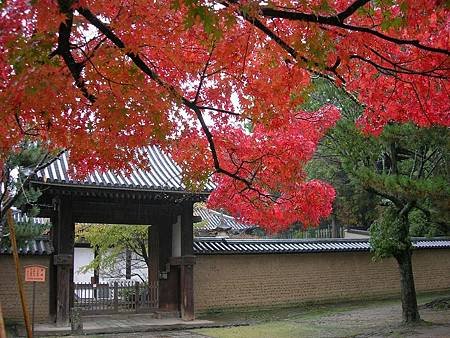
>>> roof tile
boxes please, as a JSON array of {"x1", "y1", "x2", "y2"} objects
[
  {"x1": 0, "y1": 237, "x2": 53, "y2": 255},
  {"x1": 193, "y1": 238, "x2": 450, "y2": 255},
  {"x1": 35, "y1": 146, "x2": 214, "y2": 193}
]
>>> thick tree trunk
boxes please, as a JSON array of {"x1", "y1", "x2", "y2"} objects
[
  {"x1": 331, "y1": 213, "x2": 338, "y2": 238},
  {"x1": 394, "y1": 248, "x2": 421, "y2": 323}
]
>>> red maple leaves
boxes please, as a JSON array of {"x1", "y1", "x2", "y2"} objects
[
  {"x1": 208, "y1": 105, "x2": 340, "y2": 230},
  {"x1": 0, "y1": 0, "x2": 448, "y2": 231}
]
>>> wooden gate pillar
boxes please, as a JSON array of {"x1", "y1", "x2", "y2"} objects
[
  {"x1": 179, "y1": 256, "x2": 195, "y2": 321},
  {"x1": 148, "y1": 224, "x2": 159, "y2": 284},
  {"x1": 52, "y1": 197, "x2": 74, "y2": 326},
  {"x1": 180, "y1": 201, "x2": 195, "y2": 321},
  {"x1": 158, "y1": 215, "x2": 179, "y2": 311}
]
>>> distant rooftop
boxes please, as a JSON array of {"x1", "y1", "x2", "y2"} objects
[
  {"x1": 194, "y1": 206, "x2": 254, "y2": 232},
  {"x1": 12, "y1": 211, "x2": 50, "y2": 226},
  {"x1": 0, "y1": 237, "x2": 53, "y2": 255}
]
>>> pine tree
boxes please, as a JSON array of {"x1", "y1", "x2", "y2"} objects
[{"x1": 305, "y1": 78, "x2": 449, "y2": 323}]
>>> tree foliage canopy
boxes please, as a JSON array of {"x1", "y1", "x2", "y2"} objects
[
  {"x1": 1, "y1": 0, "x2": 448, "y2": 230},
  {"x1": 0, "y1": 142, "x2": 56, "y2": 244},
  {"x1": 306, "y1": 78, "x2": 449, "y2": 236},
  {"x1": 78, "y1": 224, "x2": 149, "y2": 280},
  {"x1": 302, "y1": 77, "x2": 449, "y2": 323}
]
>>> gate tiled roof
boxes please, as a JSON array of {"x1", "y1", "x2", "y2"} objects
[{"x1": 34, "y1": 146, "x2": 214, "y2": 193}]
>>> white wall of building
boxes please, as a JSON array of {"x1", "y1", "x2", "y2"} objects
[
  {"x1": 74, "y1": 247, "x2": 95, "y2": 283},
  {"x1": 343, "y1": 230, "x2": 370, "y2": 239},
  {"x1": 73, "y1": 247, "x2": 149, "y2": 284}
]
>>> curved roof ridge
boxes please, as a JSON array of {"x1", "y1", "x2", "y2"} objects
[{"x1": 33, "y1": 146, "x2": 214, "y2": 194}]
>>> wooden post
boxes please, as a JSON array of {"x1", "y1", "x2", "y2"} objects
[
  {"x1": 135, "y1": 282, "x2": 140, "y2": 313},
  {"x1": 179, "y1": 202, "x2": 195, "y2": 320},
  {"x1": 0, "y1": 301, "x2": 7, "y2": 338},
  {"x1": 180, "y1": 202, "x2": 193, "y2": 256},
  {"x1": 179, "y1": 262, "x2": 194, "y2": 321},
  {"x1": 113, "y1": 282, "x2": 118, "y2": 313},
  {"x1": 7, "y1": 210, "x2": 32, "y2": 337},
  {"x1": 55, "y1": 262, "x2": 71, "y2": 326},
  {"x1": 148, "y1": 224, "x2": 159, "y2": 283},
  {"x1": 158, "y1": 219, "x2": 172, "y2": 271},
  {"x1": 49, "y1": 215, "x2": 58, "y2": 322},
  {"x1": 158, "y1": 215, "x2": 178, "y2": 311}
]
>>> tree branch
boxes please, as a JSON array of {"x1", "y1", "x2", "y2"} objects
[
  {"x1": 351, "y1": 52, "x2": 449, "y2": 80},
  {"x1": 399, "y1": 200, "x2": 415, "y2": 217},
  {"x1": 194, "y1": 46, "x2": 215, "y2": 103},
  {"x1": 259, "y1": 6, "x2": 449, "y2": 56},
  {"x1": 79, "y1": 7, "x2": 269, "y2": 195},
  {"x1": 365, "y1": 186, "x2": 403, "y2": 209},
  {"x1": 223, "y1": 0, "x2": 341, "y2": 81},
  {"x1": 1, "y1": 150, "x2": 65, "y2": 217},
  {"x1": 51, "y1": 6, "x2": 96, "y2": 102},
  {"x1": 197, "y1": 106, "x2": 241, "y2": 117},
  {"x1": 337, "y1": 0, "x2": 371, "y2": 22},
  {"x1": 78, "y1": 8, "x2": 173, "y2": 92}
]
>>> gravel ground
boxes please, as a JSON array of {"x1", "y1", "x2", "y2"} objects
[{"x1": 33, "y1": 294, "x2": 450, "y2": 338}]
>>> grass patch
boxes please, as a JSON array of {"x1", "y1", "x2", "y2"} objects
[{"x1": 197, "y1": 322, "x2": 320, "y2": 338}]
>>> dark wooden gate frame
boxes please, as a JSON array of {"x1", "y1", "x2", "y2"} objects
[{"x1": 32, "y1": 182, "x2": 206, "y2": 326}]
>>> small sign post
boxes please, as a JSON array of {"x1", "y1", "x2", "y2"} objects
[{"x1": 24, "y1": 265, "x2": 47, "y2": 337}]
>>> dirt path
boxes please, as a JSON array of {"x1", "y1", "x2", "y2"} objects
[
  {"x1": 301, "y1": 302, "x2": 450, "y2": 337},
  {"x1": 58, "y1": 294, "x2": 450, "y2": 337},
  {"x1": 195, "y1": 294, "x2": 450, "y2": 338}
]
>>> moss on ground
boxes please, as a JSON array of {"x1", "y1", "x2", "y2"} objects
[{"x1": 194, "y1": 292, "x2": 450, "y2": 338}]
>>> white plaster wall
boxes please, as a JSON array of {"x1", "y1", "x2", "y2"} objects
[
  {"x1": 73, "y1": 247, "x2": 148, "y2": 283},
  {"x1": 74, "y1": 247, "x2": 94, "y2": 283},
  {"x1": 344, "y1": 231, "x2": 370, "y2": 239}
]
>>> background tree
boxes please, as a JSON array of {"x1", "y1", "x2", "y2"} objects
[
  {"x1": 366, "y1": 124, "x2": 449, "y2": 322},
  {"x1": 304, "y1": 79, "x2": 382, "y2": 230},
  {"x1": 0, "y1": 213, "x2": 51, "y2": 250},
  {"x1": 0, "y1": 142, "x2": 59, "y2": 337},
  {"x1": 304, "y1": 78, "x2": 449, "y2": 323},
  {"x1": 0, "y1": 142, "x2": 60, "y2": 245},
  {"x1": 78, "y1": 224, "x2": 151, "y2": 283}
]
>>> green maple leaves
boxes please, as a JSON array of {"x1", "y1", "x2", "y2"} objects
[{"x1": 172, "y1": 0, "x2": 223, "y2": 39}]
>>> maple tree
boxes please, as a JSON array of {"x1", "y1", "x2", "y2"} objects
[
  {"x1": 1, "y1": 0, "x2": 448, "y2": 231},
  {"x1": 0, "y1": 0, "x2": 448, "y2": 322}
]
